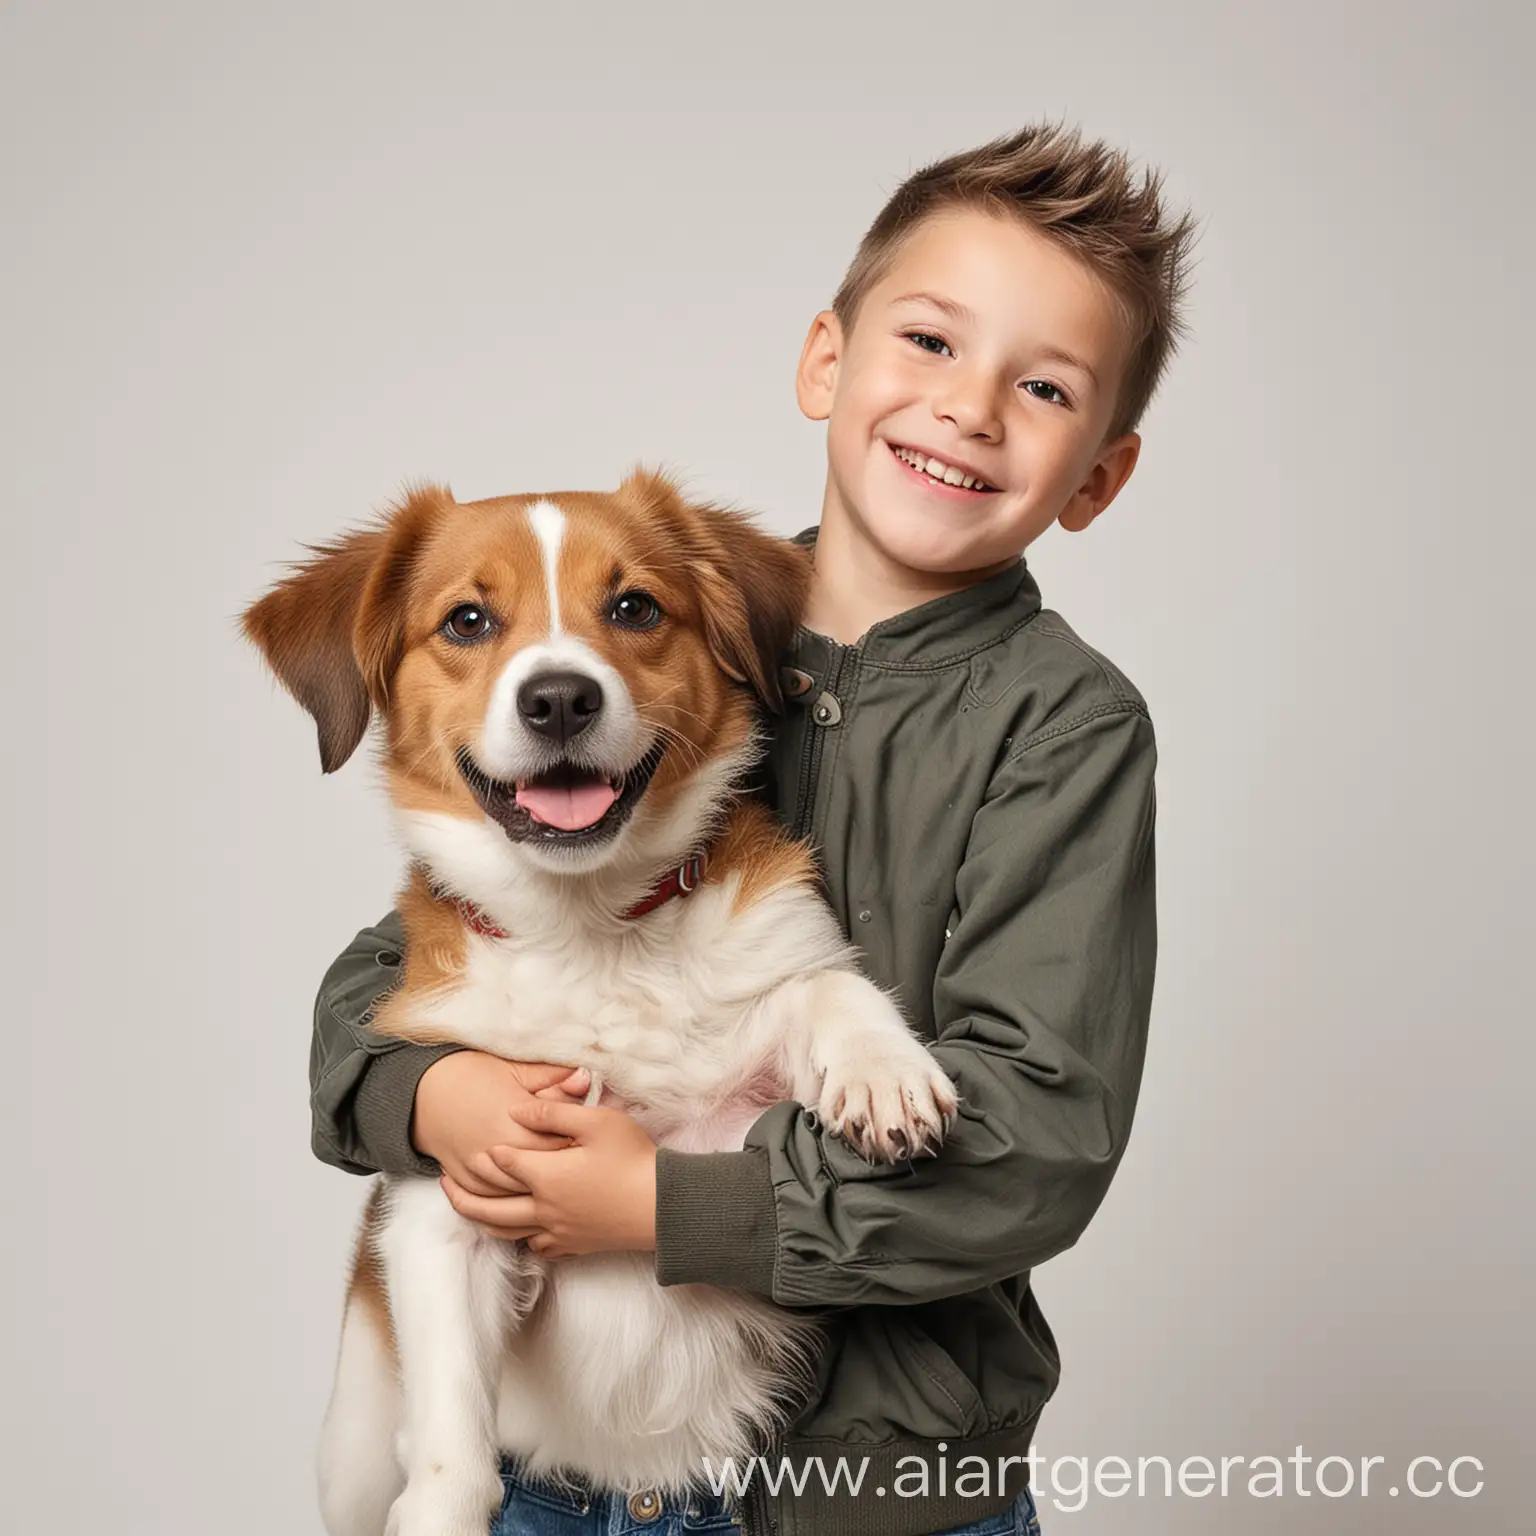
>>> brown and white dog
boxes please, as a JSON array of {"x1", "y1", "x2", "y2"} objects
[{"x1": 244, "y1": 470, "x2": 958, "y2": 1536}]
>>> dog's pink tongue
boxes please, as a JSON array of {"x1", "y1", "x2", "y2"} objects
[{"x1": 515, "y1": 780, "x2": 618, "y2": 831}]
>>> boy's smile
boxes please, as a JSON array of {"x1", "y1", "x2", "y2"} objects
[
  {"x1": 888, "y1": 442, "x2": 998, "y2": 495},
  {"x1": 796, "y1": 207, "x2": 1142, "y2": 637}
]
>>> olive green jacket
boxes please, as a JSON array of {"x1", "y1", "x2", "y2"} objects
[{"x1": 309, "y1": 528, "x2": 1158, "y2": 1536}]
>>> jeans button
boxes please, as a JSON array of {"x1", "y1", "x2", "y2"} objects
[{"x1": 628, "y1": 1490, "x2": 662, "y2": 1523}]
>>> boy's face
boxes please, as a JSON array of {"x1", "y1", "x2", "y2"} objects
[{"x1": 797, "y1": 207, "x2": 1141, "y2": 580}]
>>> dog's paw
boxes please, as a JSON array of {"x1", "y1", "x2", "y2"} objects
[
  {"x1": 817, "y1": 1037, "x2": 959, "y2": 1163},
  {"x1": 385, "y1": 1471, "x2": 503, "y2": 1536}
]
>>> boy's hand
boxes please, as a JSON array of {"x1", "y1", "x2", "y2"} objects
[
  {"x1": 439, "y1": 1098, "x2": 659, "y2": 1257},
  {"x1": 410, "y1": 1051, "x2": 592, "y2": 1197}
]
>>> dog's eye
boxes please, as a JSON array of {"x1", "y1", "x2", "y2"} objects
[
  {"x1": 610, "y1": 590, "x2": 663, "y2": 630},
  {"x1": 442, "y1": 604, "x2": 493, "y2": 642}
]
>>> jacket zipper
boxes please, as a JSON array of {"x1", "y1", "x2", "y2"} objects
[
  {"x1": 762, "y1": 650, "x2": 848, "y2": 1536},
  {"x1": 744, "y1": 1475, "x2": 777, "y2": 1536},
  {"x1": 790, "y1": 643, "x2": 850, "y2": 843}
]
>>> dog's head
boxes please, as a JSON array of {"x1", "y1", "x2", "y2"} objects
[{"x1": 243, "y1": 468, "x2": 810, "y2": 876}]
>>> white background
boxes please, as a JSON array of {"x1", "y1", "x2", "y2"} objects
[{"x1": 1, "y1": 2, "x2": 1530, "y2": 1532}]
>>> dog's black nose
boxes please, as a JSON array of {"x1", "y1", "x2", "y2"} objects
[{"x1": 517, "y1": 670, "x2": 604, "y2": 744}]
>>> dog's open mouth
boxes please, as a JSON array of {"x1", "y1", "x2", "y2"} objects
[{"x1": 455, "y1": 741, "x2": 666, "y2": 846}]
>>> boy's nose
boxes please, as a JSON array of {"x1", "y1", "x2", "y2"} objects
[{"x1": 934, "y1": 374, "x2": 1003, "y2": 440}]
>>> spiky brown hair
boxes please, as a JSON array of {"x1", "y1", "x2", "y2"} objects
[{"x1": 831, "y1": 120, "x2": 1200, "y2": 441}]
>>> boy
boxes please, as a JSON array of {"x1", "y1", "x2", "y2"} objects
[{"x1": 308, "y1": 122, "x2": 1196, "y2": 1536}]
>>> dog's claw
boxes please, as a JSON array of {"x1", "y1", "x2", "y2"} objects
[{"x1": 818, "y1": 1039, "x2": 959, "y2": 1165}]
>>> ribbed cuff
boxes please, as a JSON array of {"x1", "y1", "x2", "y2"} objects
[
  {"x1": 654, "y1": 1146, "x2": 778, "y2": 1298},
  {"x1": 352, "y1": 1042, "x2": 467, "y2": 1178}
]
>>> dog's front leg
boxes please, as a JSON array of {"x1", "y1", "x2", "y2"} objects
[
  {"x1": 772, "y1": 968, "x2": 959, "y2": 1162},
  {"x1": 378, "y1": 1177, "x2": 531, "y2": 1536}
]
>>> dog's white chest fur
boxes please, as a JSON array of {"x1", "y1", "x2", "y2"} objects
[
  {"x1": 376, "y1": 876, "x2": 852, "y2": 1495},
  {"x1": 319, "y1": 857, "x2": 959, "y2": 1527},
  {"x1": 416, "y1": 879, "x2": 825, "y2": 1141}
]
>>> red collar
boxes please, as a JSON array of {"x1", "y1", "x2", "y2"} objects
[{"x1": 450, "y1": 849, "x2": 711, "y2": 940}]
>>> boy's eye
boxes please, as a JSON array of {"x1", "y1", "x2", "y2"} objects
[
  {"x1": 1023, "y1": 379, "x2": 1068, "y2": 406},
  {"x1": 905, "y1": 331, "x2": 953, "y2": 357}
]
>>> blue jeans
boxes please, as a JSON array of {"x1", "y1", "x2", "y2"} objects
[{"x1": 491, "y1": 1456, "x2": 1042, "y2": 1536}]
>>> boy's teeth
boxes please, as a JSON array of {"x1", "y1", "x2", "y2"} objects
[{"x1": 894, "y1": 445, "x2": 987, "y2": 491}]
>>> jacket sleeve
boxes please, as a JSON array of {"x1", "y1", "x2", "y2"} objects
[
  {"x1": 653, "y1": 704, "x2": 1157, "y2": 1306},
  {"x1": 310, "y1": 910, "x2": 467, "y2": 1177}
]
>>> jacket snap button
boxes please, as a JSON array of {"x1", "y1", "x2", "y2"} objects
[
  {"x1": 628, "y1": 1490, "x2": 662, "y2": 1522},
  {"x1": 375, "y1": 950, "x2": 401, "y2": 967},
  {"x1": 811, "y1": 691, "x2": 842, "y2": 726},
  {"x1": 857, "y1": 909, "x2": 872, "y2": 923},
  {"x1": 779, "y1": 666, "x2": 815, "y2": 698}
]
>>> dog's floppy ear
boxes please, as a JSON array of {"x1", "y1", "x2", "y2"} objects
[
  {"x1": 242, "y1": 485, "x2": 449, "y2": 772},
  {"x1": 693, "y1": 505, "x2": 812, "y2": 714},
  {"x1": 620, "y1": 466, "x2": 811, "y2": 713}
]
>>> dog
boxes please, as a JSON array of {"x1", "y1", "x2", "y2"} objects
[{"x1": 244, "y1": 469, "x2": 959, "y2": 1536}]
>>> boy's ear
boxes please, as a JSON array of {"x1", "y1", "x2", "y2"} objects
[
  {"x1": 795, "y1": 309, "x2": 843, "y2": 423},
  {"x1": 242, "y1": 485, "x2": 450, "y2": 772},
  {"x1": 618, "y1": 466, "x2": 811, "y2": 713},
  {"x1": 1058, "y1": 432, "x2": 1141, "y2": 533}
]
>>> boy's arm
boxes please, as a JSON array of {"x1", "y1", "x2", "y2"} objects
[
  {"x1": 311, "y1": 910, "x2": 466, "y2": 1176},
  {"x1": 654, "y1": 704, "x2": 1157, "y2": 1307}
]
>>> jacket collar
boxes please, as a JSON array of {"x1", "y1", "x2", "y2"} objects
[{"x1": 788, "y1": 524, "x2": 1042, "y2": 668}]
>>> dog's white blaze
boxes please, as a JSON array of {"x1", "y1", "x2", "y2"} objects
[{"x1": 527, "y1": 499, "x2": 565, "y2": 635}]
